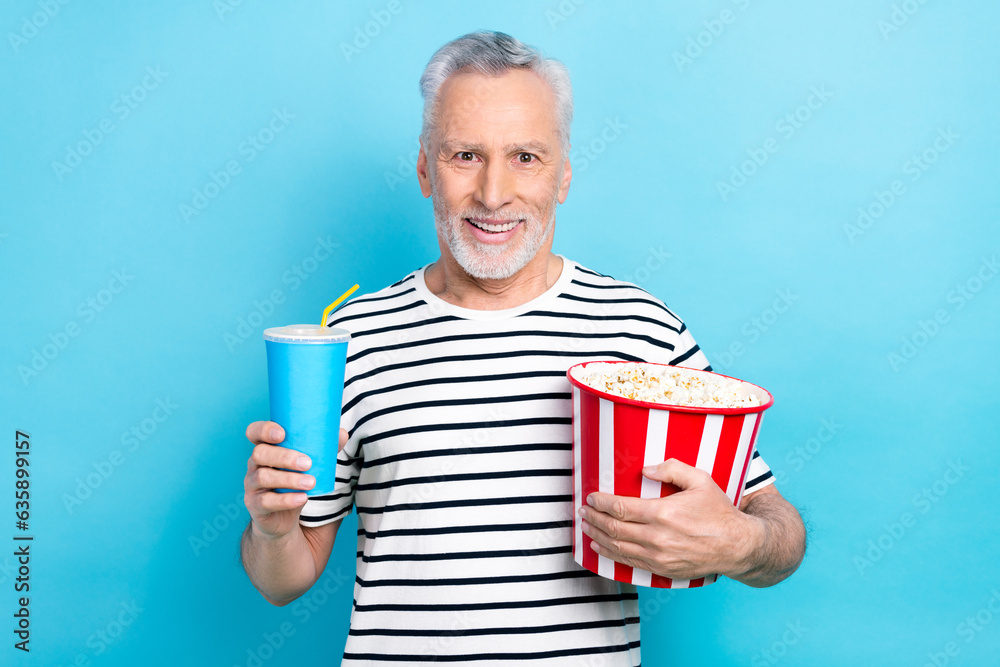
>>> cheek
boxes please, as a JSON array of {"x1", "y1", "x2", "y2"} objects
[
  {"x1": 434, "y1": 170, "x2": 476, "y2": 203},
  {"x1": 519, "y1": 172, "x2": 561, "y2": 201}
]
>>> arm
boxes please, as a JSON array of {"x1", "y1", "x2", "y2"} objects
[
  {"x1": 240, "y1": 421, "x2": 346, "y2": 606},
  {"x1": 241, "y1": 520, "x2": 341, "y2": 606},
  {"x1": 730, "y1": 483, "x2": 806, "y2": 587},
  {"x1": 580, "y1": 459, "x2": 806, "y2": 588}
]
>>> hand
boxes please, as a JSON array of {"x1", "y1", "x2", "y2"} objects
[
  {"x1": 243, "y1": 421, "x2": 348, "y2": 541},
  {"x1": 579, "y1": 458, "x2": 763, "y2": 581}
]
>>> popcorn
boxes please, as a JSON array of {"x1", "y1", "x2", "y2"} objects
[{"x1": 571, "y1": 362, "x2": 761, "y2": 409}]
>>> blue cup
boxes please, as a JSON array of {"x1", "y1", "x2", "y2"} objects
[{"x1": 263, "y1": 325, "x2": 351, "y2": 494}]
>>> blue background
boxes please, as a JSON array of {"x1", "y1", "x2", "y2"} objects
[{"x1": 2, "y1": 1, "x2": 999, "y2": 665}]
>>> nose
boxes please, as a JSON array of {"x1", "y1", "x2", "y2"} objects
[{"x1": 474, "y1": 159, "x2": 516, "y2": 211}]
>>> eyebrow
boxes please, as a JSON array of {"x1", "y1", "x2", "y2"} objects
[{"x1": 440, "y1": 140, "x2": 552, "y2": 157}]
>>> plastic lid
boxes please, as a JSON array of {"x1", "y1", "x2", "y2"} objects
[{"x1": 263, "y1": 325, "x2": 351, "y2": 343}]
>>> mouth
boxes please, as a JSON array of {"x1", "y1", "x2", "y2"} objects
[{"x1": 467, "y1": 218, "x2": 521, "y2": 234}]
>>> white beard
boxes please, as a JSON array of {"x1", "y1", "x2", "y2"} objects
[{"x1": 432, "y1": 195, "x2": 557, "y2": 281}]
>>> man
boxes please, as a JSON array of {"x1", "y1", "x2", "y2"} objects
[{"x1": 241, "y1": 31, "x2": 805, "y2": 664}]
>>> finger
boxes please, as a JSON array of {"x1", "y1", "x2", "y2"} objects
[
  {"x1": 581, "y1": 500, "x2": 654, "y2": 543},
  {"x1": 339, "y1": 428, "x2": 348, "y2": 451},
  {"x1": 642, "y1": 458, "x2": 711, "y2": 490},
  {"x1": 254, "y1": 490, "x2": 309, "y2": 513},
  {"x1": 251, "y1": 465, "x2": 316, "y2": 493},
  {"x1": 582, "y1": 517, "x2": 707, "y2": 580},
  {"x1": 250, "y1": 443, "x2": 312, "y2": 474},
  {"x1": 581, "y1": 518, "x2": 651, "y2": 567},
  {"x1": 585, "y1": 492, "x2": 653, "y2": 523},
  {"x1": 246, "y1": 421, "x2": 285, "y2": 446}
]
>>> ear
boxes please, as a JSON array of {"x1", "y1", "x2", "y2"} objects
[
  {"x1": 416, "y1": 139, "x2": 433, "y2": 199},
  {"x1": 557, "y1": 155, "x2": 572, "y2": 204}
]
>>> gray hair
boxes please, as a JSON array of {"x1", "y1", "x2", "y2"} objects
[{"x1": 419, "y1": 31, "x2": 573, "y2": 157}]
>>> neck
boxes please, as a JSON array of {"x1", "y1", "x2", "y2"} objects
[{"x1": 425, "y1": 250, "x2": 563, "y2": 311}]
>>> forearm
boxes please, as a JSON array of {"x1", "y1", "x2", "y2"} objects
[
  {"x1": 240, "y1": 521, "x2": 318, "y2": 606},
  {"x1": 728, "y1": 490, "x2": 806, "y2": 588}
]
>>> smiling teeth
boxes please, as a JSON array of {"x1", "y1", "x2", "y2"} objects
[{"x1": 471, "y1": 220, "x2": 517, "y2": 233}]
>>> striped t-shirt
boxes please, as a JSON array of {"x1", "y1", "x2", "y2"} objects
[{"x1": 301, "y1": 256, "x2": 774, "y2": 665}]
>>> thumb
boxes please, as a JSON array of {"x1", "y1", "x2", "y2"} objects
[
  {"x1": 642, "y1": 458, "x2": 708, "y2": 491},
  {"x1": 338, "y1": 428, "x2": 348, "y2": 452}
]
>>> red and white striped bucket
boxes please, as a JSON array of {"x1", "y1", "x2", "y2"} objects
[{"x1": 567, "y1": 361, "x2": 774, "y2": 589}]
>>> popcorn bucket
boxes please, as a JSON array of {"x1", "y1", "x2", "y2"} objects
[{"x1": 566, "y1": 361, "x2": 774, "y2": 589}]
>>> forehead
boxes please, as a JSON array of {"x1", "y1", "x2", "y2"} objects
[{"x1": 433, "y1": 68, "x2": 560, "y2": 147}]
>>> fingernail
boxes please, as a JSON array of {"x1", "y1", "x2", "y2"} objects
[
  {"x1": 642, "y1": 466, "x2": 654, "y2": 475},
  {"x1": 270, "y1": 427, "x2": 283, "y2": 441},
  {"x1": 296, "y1": 456, "x2": 311, "y2": 470},
  {"x1": 586, "y1": 493, "x2": 595, "y2": 505},
  {"x1": 301, "y1": 475, "x2": 315, "y2": 489},
  {"x1": 577, "y1": 506, "x2": 586, "y2": 518}
]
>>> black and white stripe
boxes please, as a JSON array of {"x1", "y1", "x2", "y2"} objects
[{"x1": 301, "y1": 257, "x2": 773, "y2": 665}]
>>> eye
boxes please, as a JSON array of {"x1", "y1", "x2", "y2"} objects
[
  {"x1": 517, "y1": 153, "x2": 535, "y2": 164},
  {"x1": 458, "y1": 151, "x2": 476, "y2": 161}
]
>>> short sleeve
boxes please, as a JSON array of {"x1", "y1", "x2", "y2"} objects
[
  {"x1": 743, "y1": 449, "x2": 775, "y2": 494},
  {"x1": 298, "y1": 437, "x2": 362, "y2": 527},
  {"x1": 670, "y1": 321, "x2": 776, "y2": 495},
  {"x1": 669, "y1": 324, "x2": 711, "y2": 371}
]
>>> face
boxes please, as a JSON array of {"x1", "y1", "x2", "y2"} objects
[{"x1": 417, "y1": 68, "x2": 572, "y2": 281}]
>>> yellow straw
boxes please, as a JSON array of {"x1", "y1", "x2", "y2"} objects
[{"x1": 321, "y1": 284, "x2": 359, "y2": 326}]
